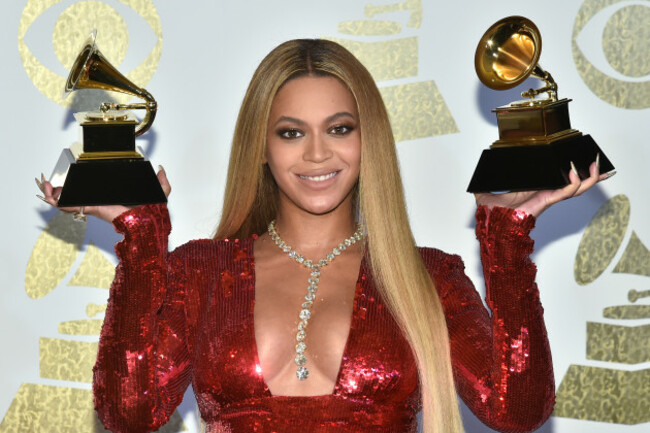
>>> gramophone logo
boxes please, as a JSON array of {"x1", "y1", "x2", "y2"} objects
[
  {"x1": 18, "y1": 0, "x2": 162, "y2": 108},
  {"x1": 1, "y1": 1, "x2": 178, "y2": 431},
  {"x1": 572, "y1": 0, "x2": 650, "y2": 109},
  {"x1": 329, "y1": 0, "x2": 459, "y2": 142},
  {"x1": 5, "y1": 0, "x2": 458, "y2": 431},
  {"x1": 0, "y1": 212, "x2": 186, "y2": 432},
  {"x1": 554, "y1": 194, "x2": 650, "y2": 425}
]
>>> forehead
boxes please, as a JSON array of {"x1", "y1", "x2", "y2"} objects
[{"x1": 270, "y1": 75, "x2": 358, "y2": 118}]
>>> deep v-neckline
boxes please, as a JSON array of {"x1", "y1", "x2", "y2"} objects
[{"x1": 249, "y1": 239, "x2": 366, "y2": 398}]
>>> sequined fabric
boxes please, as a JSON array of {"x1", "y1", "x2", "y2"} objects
[{"x1": 93, "y1": 204, "x2": 554, "y2": 433}]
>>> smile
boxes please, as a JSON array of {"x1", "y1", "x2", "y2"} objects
[{"x1": 299, "y1": 171, "x2": 339, "y2": 182}]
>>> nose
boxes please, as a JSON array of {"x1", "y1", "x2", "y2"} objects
[{"x1": 303, "y1": 133, "x2": 333, "y2": 163}]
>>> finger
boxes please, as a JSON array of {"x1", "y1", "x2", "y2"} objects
[
  {"x1": 157, "y1": 165, "x2": 171, "y2": 197},
  {"x1": 573, "y1": 161, "x2": 600, "y2": 196},
  {"x1": 600, "y1": 170, "x2": 616, "y2": 181},
  {"x1": 41, "y1": 178, "x2": 54, "y2": 198},
  {"x1": 38, "y1": 195, "x2": 59, "y2": 207},
  {"x1": 44, "y1": 184, "x2": 64, "y2": 206},
  {"x1": 35, "y1": 176, "x2": 44, "y2": 193},
  {"x1": 546, "y1": 162, "x2": 582, "y2": 205},
  {"x1": 596, "y1": 153, "x2": 617, "y2": 182},
  {"x1": 38, "y1": 179, "x2": 60, "y2": 207},
  {"x1": 40, "y1": 174, "x2": 57, "y2": 199},
  {"x1": 36, "y1": 177, "x2": 78, "y2": 212}
]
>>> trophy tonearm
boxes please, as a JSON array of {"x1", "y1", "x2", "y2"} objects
[
  {"x1": 467, "y1": 16, "x2": 615, "y2": 193},
  {"x1": 51, "y1": 31, "x2": 166, "y2": 207}
]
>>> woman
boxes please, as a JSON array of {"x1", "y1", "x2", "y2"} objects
[{"x1": 38, "y1": 39, "x2": 605, "y2": 432}]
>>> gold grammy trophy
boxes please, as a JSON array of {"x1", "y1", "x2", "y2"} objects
[
  {"x1": 466, "y1": 16, "x2": 615, "y2": 193},
  {"x1": 51, "y1": 31, "x2": 167, "y2": 206}
]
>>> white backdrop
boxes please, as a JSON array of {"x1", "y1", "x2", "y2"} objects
[{"x1": 1, "y1": 1, "x2": 648, "y2": 432}]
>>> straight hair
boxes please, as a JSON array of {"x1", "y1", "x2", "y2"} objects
[{"x1": 215, "y1": 39, "x2": 463, "y2": 432}]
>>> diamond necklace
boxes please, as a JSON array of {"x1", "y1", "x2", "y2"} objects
[{"x1": 267, "y1": 220, "x2": 365, "y2": 380}]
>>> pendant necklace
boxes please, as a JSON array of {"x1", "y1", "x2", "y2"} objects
[{"x1": 267, "y1": 220, "x2": 365, "y2": 380}]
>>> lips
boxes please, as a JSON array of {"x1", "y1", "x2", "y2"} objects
[{"x1": 298, "y1": 171, "x2": 339, "y2": 182}]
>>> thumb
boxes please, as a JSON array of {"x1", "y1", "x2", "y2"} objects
[{"x1": 157, "y1": 165, "x2": 171, "y2": 197}]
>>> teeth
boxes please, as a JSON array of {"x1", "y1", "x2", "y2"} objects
[{"x1": 300, "y1": 172, "x2": 337, "y2": 182}]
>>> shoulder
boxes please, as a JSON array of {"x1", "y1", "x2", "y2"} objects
[
  {"x1": 417, "y1": 246, "x2": 473, "y2": 301},
  {"x1": 170, "y1": 237, "x2": 255, "y2": 267},
  {"x1": 417, "y1": 246, "x2": 466, "y2": 276}
]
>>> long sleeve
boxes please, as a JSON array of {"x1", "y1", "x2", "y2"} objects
[
  {"x1": 421, "y1": 206, "x2": 554, "y2": 433},
  {"x1": 93, "y1": 204, "x2": 193, "y2": 433}
]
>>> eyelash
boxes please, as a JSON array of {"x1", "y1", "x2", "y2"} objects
[
  {"x1": 329, "y1": 124, "x2": 354, "y2": 135},
  {"x1": 276, "y1": 124, "x2": 355, "y2": 139},
  {"x1": 278, "y1": 129, "x2": 303, "y2": 139}
]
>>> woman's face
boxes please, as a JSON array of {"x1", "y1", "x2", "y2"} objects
[{"x1": 265, "y1": 75, "x2": 361, "y2": 217}]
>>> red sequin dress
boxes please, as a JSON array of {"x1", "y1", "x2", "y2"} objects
[{"x1": 93, "y1": 204, "x2": 554, "y2": 433}]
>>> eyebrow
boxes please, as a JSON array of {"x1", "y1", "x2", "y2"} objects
[{"x1": 273, "y1": 111, "x2": 357, "y2": 127}]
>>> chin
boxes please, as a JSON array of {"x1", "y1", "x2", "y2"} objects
[
  {"x1": 302, "y1": 203, "x2": 342, "y2": 216},
  {"x1": 294, "y1": 196, "x2": 349, "y2": 216},
  {"x1": 280, "y1": 185, "x2": 357, "y2": 217}
]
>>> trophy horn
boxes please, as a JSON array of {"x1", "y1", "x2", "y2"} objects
[
  {"x1": 474, "y1": 16, "x2": 557, "y2": 101},
  {"x1": 64, "y1": 31, "x2": 157, "y2": 136}
]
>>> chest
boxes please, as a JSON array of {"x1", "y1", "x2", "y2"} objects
[
  {"x1": 185, "y1": 241, "x2": 419, "y2": 410},
  {"x1": 254, "y1": 250, "x2": 363, "y2": 394}
]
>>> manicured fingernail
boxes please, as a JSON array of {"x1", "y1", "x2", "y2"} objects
[
  {"x1": 158, "y1": 164, "x2": 164, "y2": 172},
  {"x1": 36, "y1": 194, "x2": 48, "y2": 203},
  {"x1": 35, "y1": 177, "x2": 43, "y2": 191},
  {"x1": 603, "y1": 170, "x2": 617, "y2": 180},
  {"x1": 41, "y1": 173, "x2": 46, "y2": 184},
  {"x1": 570, "y1": 161, "x2": 579, "y2": 176},
  {"x1": 596, "y1": 153, "x2": 600, "y2": 172}
]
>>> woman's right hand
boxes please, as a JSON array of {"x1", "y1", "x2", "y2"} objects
[{"x1": 35, "y1": 166, "x2": 172, "y2": 223}]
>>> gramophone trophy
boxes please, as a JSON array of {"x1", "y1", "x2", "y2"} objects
[
  {"x1": 50, "y1": 32, "x2": 167, "y2": 206},
  {"x1": 466, "y1": 16, "x2": 615, "y2": 193}
]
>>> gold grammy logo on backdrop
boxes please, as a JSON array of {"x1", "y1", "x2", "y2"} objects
[
  {"x1": 554, "y1": 194, "x2": 650, "y2": 425},
  {"x1": 8, "y1": 1, "x2": 457, "y2": 431},
  {"x1": 572, "y1": 0, "x2": 650, "y2": 109},
  {"x1": 329, "y1": 0, "x2": 459, "y2": 142},
  {"x1": 18, "y1": 0, "x2": 162, "y2": 108},
  {"x1": 0, "y1": 211, "x2": 186, "y2": 432},
  {"x1": 3, "y1": 1, "x2": 180, "y2": 431}
]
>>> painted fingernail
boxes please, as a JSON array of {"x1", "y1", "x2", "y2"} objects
[
  {"x1": 570, "y1": 161, "x2": 579, "y2": 176},
  {"x1": 603, "y1": 170, "x2": 617, "y2": 180},
  {"x1": 41, "y1": 173, "x2": 46, "y2": 184},
  {"x1": 36, "y1": 194, "x2": 48, "y2": 204},
  {"x1": 596, "y1": 153, "x2": 600, "y2": 172},
  {"x1": 35, "y1": 177, "x2": 43, "y2": 191}
]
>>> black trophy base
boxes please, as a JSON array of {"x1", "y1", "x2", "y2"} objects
[
  {"x1": 56, "y1": 159, "x2": 167, "y2": 207},
  {"x1": 82, "y1": 122, "x2": 136, "y2": 153},
  {"x1": 466, "y1": 134, "x2": 614, "y2": 193}
]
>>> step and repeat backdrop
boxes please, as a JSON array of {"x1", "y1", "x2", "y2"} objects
[{"x1": 1, "y1": 1, "x2": 648, "y2": 432}]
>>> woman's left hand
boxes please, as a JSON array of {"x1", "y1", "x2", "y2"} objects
[{"x1": 474, "y1": 159, "x2": 613, "y2": 218}]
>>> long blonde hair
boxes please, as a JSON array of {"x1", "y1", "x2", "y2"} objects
[{"x1": 215, "y1": 39, "x2": 463, "y2": 432}]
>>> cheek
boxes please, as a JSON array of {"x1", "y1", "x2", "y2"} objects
[
  {"x1": 345, "y1": 141, "x2": 362, "y2": 175},
  {"x1": 264, "y1": 140, "x2": 283, "y2": 172},
  {"x1": 264, "y1": 143, "x2": 296, "y2": 181},
  {"x1": 349, "y1": 155, "x2": 361, "y2": 177}
]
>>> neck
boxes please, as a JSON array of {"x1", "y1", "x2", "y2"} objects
[{"x1": 273, "y1": 204, "x2": 357, "y2": 258}]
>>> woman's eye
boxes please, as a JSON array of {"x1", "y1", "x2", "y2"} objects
[
  {"x1": 279, "y1": 129, "x2": 303, "y2": 139},
  {"x1": 329, "y1": 125, "x2": 354, "y2": 135}
]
